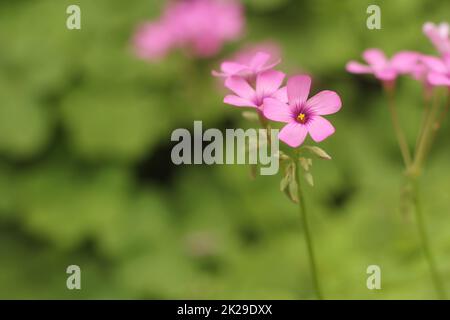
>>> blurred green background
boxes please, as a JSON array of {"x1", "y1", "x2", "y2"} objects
[{"x1": 0, "y1": 0, "x2": 450, "y2": 299}]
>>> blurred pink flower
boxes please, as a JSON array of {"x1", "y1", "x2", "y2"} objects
[
  {"x1": 232, "y1": 42, "x2": 282, "y2": 66},
  {"x1": 212, "y1": 43, "x2": 282, "y2": 78},
  {"x1": 223, "y1": 70, "x2": 287, "y2": 110},
  {"x1": 133, "y1": 0, "x2": 244, "y2": 61},
  {"x1": 346, "y1": 49, "x2": 419, "y2": 81},
  {"x1": 168, "y1": 0, "x2": 244, "y2": 57},
  {"x1": 133, "y1": 21, "x2": 176, "y2": 60},
  {"x1": 263, "y1": 75, "x2": 342, "y2": 147},
  {"x1": 421, "y1": 54, "x2": 450, "y2": 87},
  {"x1": 409, "y1": 57, "x2": 430, "y2": 82},
  {"x1": 406, "y1": 56, "x2": 435, "y2": 98},
  {"x1": 423, "y1": 22, "x2": 450, "y2": 56}
]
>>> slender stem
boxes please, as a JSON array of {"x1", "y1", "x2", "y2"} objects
[
  {"x1": 407, "y1": 90, "x2": 448, "y2": 298},
  {"x1": 413, "y1": 92, "x2": 442, "y2": 173},
  {"x1": 427, "y1": 92, "x2": 450, "y2": 152},
  {"x1": 410, "y1": 178, "x2": 447, "y2": 299},
  {"x1": 383, "y1": 85, "x2": 412, "y2": 168},
  {"x1": 257, "y1": 111, "x2": 268, "y2": 129},
  {"x1": 247, "y1": 111, "x2": 271, "y2": 179},
  {"x1": 257, "y1": 111, "x2": 272, "y2": 142},
  {"x1": 438, "y1": 92, "x2": 450, "y2": 121},
  {"x1": 294, "y1": 163, "x2": 323, "y2": 300},
  {"x1": 415, "y1": 94, "x2": 431, "y2": 152}
]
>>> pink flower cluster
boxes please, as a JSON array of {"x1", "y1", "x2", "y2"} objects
[
  {"x1": 133, "y1": 0, "x2": 244, "y2": 61},
  {"x1": 214, "y1": 50, "x2": 342, "y2": 148},
  {"x1": 346, "y1": 22, "x2": 450, "y2": 88}
]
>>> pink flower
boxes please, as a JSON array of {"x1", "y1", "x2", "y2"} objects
[
  {"x1": 133, "y1": 21, "x2": 175, "y2": 61},
  {"x1": 346, "y1": 49, "x2": 419, "y2": 81},
  {"x1": 168, "y1": 0, "x2": 244, "y2": 57},
  {"x1": 133, "y1": 0, "x2": 244, "y2": 61},
  {"x1": 423, "y1": 22, "x2": 450, "y2": 56},
  {"x1": 263, "y1": 75, "x2": 342, "y2": 147},
  {"x1": 421, "y1": 54, "x2": 450, "y2": 87},
  {"x1": 406, "y1": 56, "x2": 435, "y2": 98},
  {"x1": 212, "y1": 49, "x2": 281, "y2": 78},
  {"x1": 409, "y1": 57, "x2": 430, "y2": 83},
  {"x1": 232, "y1": 42, "x2": 282, "y2": 66},
  {"x1": 223, "y1": 70, "x2": 287, "y2": 110}
]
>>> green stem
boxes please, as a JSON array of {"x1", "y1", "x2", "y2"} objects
[
  {"x1": 407, "y1": 90, "x2": 448, "y2": 298},
  {"x1": 427, "y1": 92, "x2": 450, "y2": 153},
  {"x1": 413, "y1": 93, "x2": 442, "y2": 173},
  {"x1": 411, "y1": 178, "x2": 447, "y2": 299},
  {"x1": 415, "y1": 95, "x2": 431, "y2": 152},
  {"x1": 384, "y1": 85, "x2": 412, "y2": 168},
  {"x1": 258, "y1": 112, "x2": 272, "y2": 142},
  {"x1": 294, "y1": 163, "x2": 323, "y2": 300}
]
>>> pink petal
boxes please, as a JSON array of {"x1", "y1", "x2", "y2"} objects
[
  {"x1": 256, "y1": 70, "x2": 285, "y2": 96},
  {"x1": 374, "y1": 68, "x2": 397, "y2": 81},
  {"x1": 272, "y1": 86, "x2": 288, "y2": 103},
  {"x1": 363, "y1": 48, "x2": 387, "y2": 67},
  {"x1": 306, "y1": 90, "x2": 342, "y2": 116},
  {"x1": 346, "y1": 61, "x2": 372, "y2": 74},
  {"x1": 224, "y1": 76, "x2": 255, "y2": 100},
  {"x1": 427, "y1": 72, "x2": 450, "y2": 86},
  {"x1": 221, "y1": 61, "x2": 247, "y2": 75},
  {"x1": 287, "y1": 75, "x2": 311, "y2": 107},
  {"x1": 232, "y1": 42, "x2": 281, "y2": 68},
  {"x1": 133, "y1": 22, "x2": 174, "y2": 61},
  {"x1": 444, "y1": 54, "x2": 450, "y2": 67},
  {"x1": 423, "y1": 22, "x2": 450, "y2": 54},
  {"x1": 437, "y1": 23, "x2": 449, "y2": 37},
  {"x1": 390, "y1": 51, "x2": 420, "y2": 73},
  {"x1": 224, "y1": 95, "x2": 257, "y2": 108},
  {"x1": 410, "y1": 63, "x2": 427, "y2": 81},
  {"x1": 211, "y1": 70, "x2": 226, "y2": 77},
  {"x1": 249, "y1": 52, "x2": 271, "y2": 70},
  {"x1": 307, "y1": 116, "x2": 335, "y2": 142},
  {"x1": 279, "y1": 122, "x2": 308, "y2": 147},
  {"x1": 421, "y1": 55, "x2": 448, "y2": 73},
  {"x1": 423, "y1": 22, "x2": 439, "y2": 35},
  {"x1": 262, "y1": 98, "x2": 292, "y2": 123},
  {"x1": 191, "y1": 36, "x2": 222, "y2": 58},
  {"x1": 262, "y1": 58, "x2": 282, "y2": 71}
]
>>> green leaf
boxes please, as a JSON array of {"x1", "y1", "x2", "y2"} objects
[
  {"x1": 280, "y1": 163, "x2": 292, "y2": 192},
  {"x1": 277, "y1": 151, "x2": 291, "y2": 161},
  {"x1": 303, "y1": 146, "x2": 332, "y2": 160},
  {"x1": 304, "y1": 172, "x2": 314, "y2": 187},
  {"x1": 299, "y1": 157, "x2": 313, "y2": 172},
  {"x1": 287, "y1": 176, "x2": 299, "y2": 203},
  {"x1": 280, "y1": 162, "x2": 299, "y2": 203}
]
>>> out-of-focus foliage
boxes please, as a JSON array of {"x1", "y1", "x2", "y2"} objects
[{"x1": 0, "y1": 0, "x2": 449, "y2": 299}]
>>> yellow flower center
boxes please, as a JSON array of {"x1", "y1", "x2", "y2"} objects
[{"x1": 297, "y1": 113, "x2": 306, "y2": 124}]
